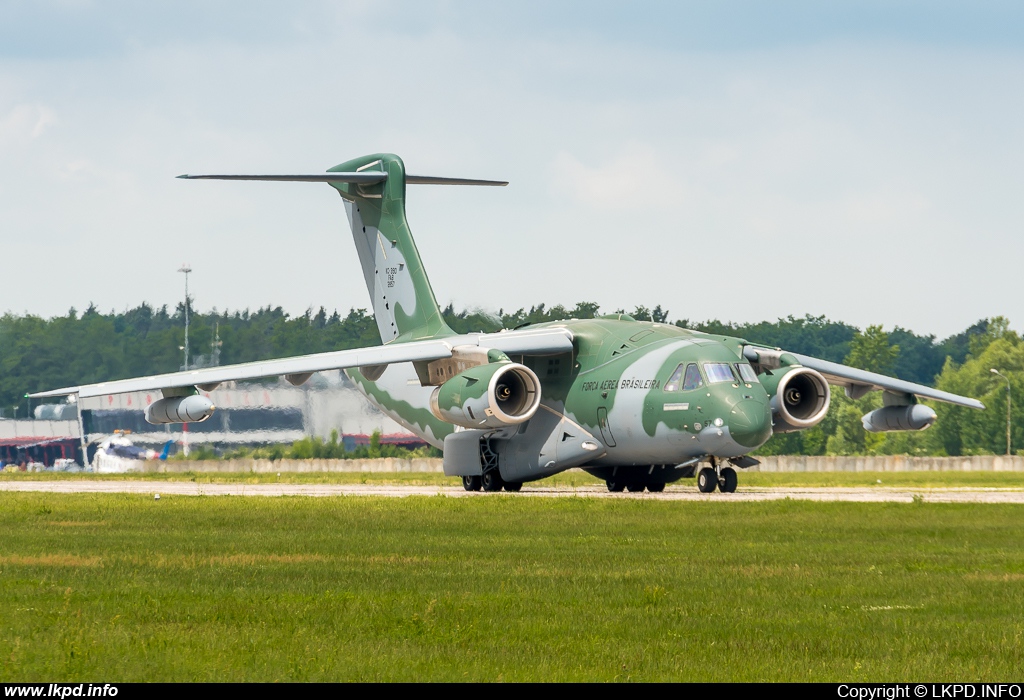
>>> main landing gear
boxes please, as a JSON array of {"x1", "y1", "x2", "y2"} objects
[
  {"x1": 601, "y1": 465, "x2": 675, "y2": 493},
  {"x1": 463, "y1": 472, "x2": 522, "y2": 492},
  {"x1": 605, "y1": 479, "x2": 666, "y2": 493}
]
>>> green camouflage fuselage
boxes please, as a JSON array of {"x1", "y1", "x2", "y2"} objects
[
  {"x1": 347, "y1": 316, "x2": 773, "y2": 474},
  {"x1": 330, "y1": 153, "x2": 772, "y2": 482}
]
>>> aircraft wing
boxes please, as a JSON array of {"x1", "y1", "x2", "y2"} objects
[
  {"x1": 30, "y1": 327, "x2": 574, "y2": 399},
  {"x1": 743, "y1": 346, "x2": 984, "y2": 409},
  {"x1": 790, "y1": 354, "x2": 984, "y2": 409}
]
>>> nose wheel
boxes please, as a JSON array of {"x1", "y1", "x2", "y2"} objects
[
  {"x1": 697, "y1": 467, "x2": 718, "y2": 493},
  {"x1": 697, "y1": 464, "x2": 739, "y2": 493},
  {"x1": 719, "y1": 466, "x2": 738, "y2": 493}
]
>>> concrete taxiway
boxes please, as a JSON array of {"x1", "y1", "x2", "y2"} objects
[{"x1": 2, "y1": 480, "x2": 1024, "y2": 503}]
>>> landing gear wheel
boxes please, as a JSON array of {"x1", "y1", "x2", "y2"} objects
[
  {"x1": 720, "y1": 467, "x2": 738, "y2": 493},
  {"x1": 482, "y1": 470, "x2": 504, "y2": 492},
  {"x1": 503, "y1": 481, "x2": 522, "y2": 492},
  {"x1": 462, "y1": 475, "x2": 482, "y2": 492},
  {"x1": 626, "y1": 483, "x2": 646, "y2": 492},
  {"x1": 647, "y1": 482, "x2": 665, "y2": 493},
  {"x1": 607, "y1": 480, "x2": 625, "y2": 492},
  {"x1": 697, "y1": 467, "x2": 719, "y2": 493}
]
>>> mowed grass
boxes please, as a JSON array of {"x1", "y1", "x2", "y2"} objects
[
  {"x1": 2, "y1": 494, "x2": 1023, "y2": 681},
  {"x1": 4, "y1": 469, "x2": 1024, "y2": 489}
]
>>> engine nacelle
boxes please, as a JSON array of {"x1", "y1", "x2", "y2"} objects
[
  {"x1": 763, "y1": 366, "x2": 831, "y2": 433},
  {"x1": 430, "y1": 362, "x2": 541, "y2": 429},
  {"x1": 145, "y1": 395, "x2": 216, "y2": 424},
  {"x1": 862, "y1": 404, "x2": 936, "y2": 433}
]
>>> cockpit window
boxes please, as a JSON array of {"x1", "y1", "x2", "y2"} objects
[
  {"x1": 735, "y1": 363, "x2": 759, "y2": 383},
  {"x1": 682, "y1": 363, "x2": 703, "y2": 391},
  {"x1": 704, "y1": 362, "x2": 737, "y2": 384},
  {"x1": 665, "y1": 364, "x2": 685, "y2": 392}
]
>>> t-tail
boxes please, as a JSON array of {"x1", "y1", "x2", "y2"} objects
[{"x1": 178, "y1": 153, "x2": 507, "y2": 344}]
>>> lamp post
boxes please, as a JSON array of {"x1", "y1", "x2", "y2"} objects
[
  {"x1": 178, "y1": 264, "x2": 192, "y2": 370},
  {"x1": 991, "y1": 369, "x2": 1012, "y2": 456},
  {"x1": 177, "y1": 265, "x2": 193, "y2": 457}
]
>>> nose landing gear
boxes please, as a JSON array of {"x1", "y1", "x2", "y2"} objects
[
  {"x1": 719, "y1": 466, "x2": 738, "y2": 493},
  {"x1": 697, "y1": 466, "x2": 718, "y2": 493},
  {"x1": 697, "y1": 459, "x2": 738, "y2": 493}
]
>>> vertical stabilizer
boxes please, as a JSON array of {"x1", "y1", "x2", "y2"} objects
[
  {"x1": 328, "y1": 153, "x2": 451, "y2": 343},
  {"x1": 178, "y1": 154, "x2": 506, "y2": 343}
]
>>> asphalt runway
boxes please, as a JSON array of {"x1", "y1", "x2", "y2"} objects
[{"x1": 2, "y1": 480, "x2": 1024, "y2": 503}]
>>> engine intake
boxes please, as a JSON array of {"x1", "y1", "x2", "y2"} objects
[
  {"x1": 430, "y1": 362, "x2": 541, "y2": 429},
  {"x1": 145, "y1": 395, "x2": 216, "y2": 424},
  {"x1": 767, "y1": 366, "x2": 831, "y2": 432}
]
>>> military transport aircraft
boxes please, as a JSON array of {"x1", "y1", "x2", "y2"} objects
[{"x1": 31, "y1": 153, "x2": 985, "y2": 493}]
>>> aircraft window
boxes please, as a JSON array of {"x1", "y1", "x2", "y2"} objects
[
  {"x1": 735, "y1": 363, "x2": 759, "y2": 383},
  {"x1": 681, "y1": 363, "x2": 703, "y2": 391},
  {"x1": 704, "y1": 362, "x2": 737, "y2": 384},
  {"x1": 665, "y1": 364, "x2": 685, "y2": 392}
]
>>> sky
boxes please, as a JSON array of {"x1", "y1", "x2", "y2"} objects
[{"x1": 1, "y1": 1, "x2": 1023, "y2": 339}]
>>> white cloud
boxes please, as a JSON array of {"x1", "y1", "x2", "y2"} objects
[
  {"x1": 0, "y1": 9, "x2": 1021, "y2": 339},
  {"x1": 548, "y1": 145, "x2": 690, "y2": 211},
  {"x1": 0, "y1": 103, "x2": 56, "y2": 147}
]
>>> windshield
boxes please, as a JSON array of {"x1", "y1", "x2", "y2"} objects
[
  {"x1": 665, "y1": 364, "x2": 685, "y2": 392},
  {"x1": 704, "y1": 362, "x2": 737, "y2": 384},
  {"x1": 682, "y1": 363, "x2": 703, "y2": 391},
  {"x1": 735, "y1": 363, "x2": 759, "y2": 383}
]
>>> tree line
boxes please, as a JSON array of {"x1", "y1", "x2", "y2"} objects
[{"x1": 0, "y1": 300, "x2": 1017, "y2": 456}]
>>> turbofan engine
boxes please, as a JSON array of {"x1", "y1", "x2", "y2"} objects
[
  {"x1": 430, "y1": 362, "x2": 541, "y2": 429},
  {"x1": 145, "y1": 394, "x2": 216, "y2": 425},
  {"x1": 763, "y1": 366, "x2": 831, "y2": 433}
]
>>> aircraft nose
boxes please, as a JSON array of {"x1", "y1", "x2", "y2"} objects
[{"x1": 728, "y1": 400, "x2": 773, "y2": 448}]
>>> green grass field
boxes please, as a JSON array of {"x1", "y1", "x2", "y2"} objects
[
  {"x1": 2, "y1": 493, "x2": 1023, "y2": 681},
  {"x1": 4, "y1": 469, "x2": 1024, "y2": 489}
]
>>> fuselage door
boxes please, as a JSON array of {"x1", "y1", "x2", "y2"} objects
[{"x1": 597, "y1": 406, "x2": 616, "y2": 448}]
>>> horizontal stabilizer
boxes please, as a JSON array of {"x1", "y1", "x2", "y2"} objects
[
  {"x1": 405, "y1": 175, "x2": 508, "y2": 186},
  {"x1": 176, "y1": 173, "x2": 388, "y2": 183},
  {"x1": 177, "y1": 173, "x2": 507, "y2": 186}
]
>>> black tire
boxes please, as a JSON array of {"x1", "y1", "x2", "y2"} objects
[
  {"x1": 647, "y1": 482, "x2": 665, "y2": 493},
  {"x1": 503, "y1": 481, "x2": 522, "y2": 492},
  {"x1": 462, "y1": 475, "x2": 482, "y2": 492},
  {"x1": 482, "y1": 470, "x2": 504, "y2": 492},
  {"x1": 607, "y1": 480, "x2": 625, "y2": 492},
  {"x1": 697, "y1": 467, "x2": 718, "y2": 493},
  {"x1": 720, "y1": 467, "x2": 738, "y2": 493},
  {"x1": 626, "y1": 482, "x2": 646, "y2": 492}
]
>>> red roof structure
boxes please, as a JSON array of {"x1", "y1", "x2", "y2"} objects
[{"x1": 0, "y1": 436, "x2": 81, "y2": 467}]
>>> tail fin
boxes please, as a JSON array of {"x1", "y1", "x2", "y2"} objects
[
  {"x1": 328, "y1": 154, "x2": 450, "y2": 342},
  {"x1": 179, "y1": 153, "x2": 506, "y2": 343},
  {"x1": 159, "y1": 440, "x2": 173, "y2": 461}
]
